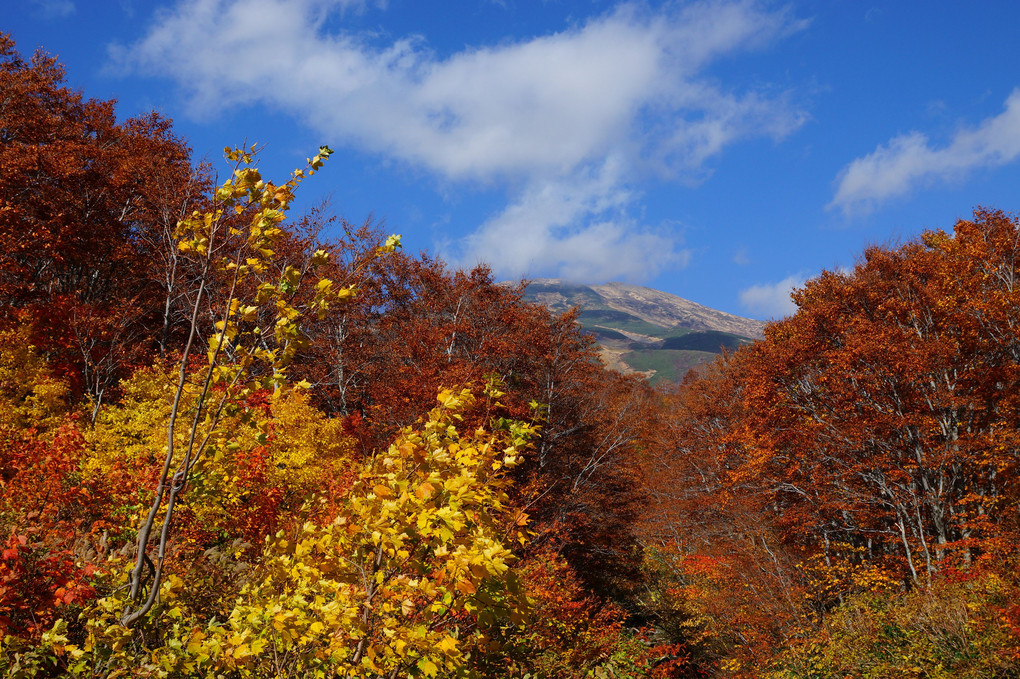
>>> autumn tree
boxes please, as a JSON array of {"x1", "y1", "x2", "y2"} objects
[
  {"x1": 737, "y1": 214, "x2": 1020, "y2": 584},
  {"x1": 632, "y1": 210, "x2": 1020, "y2": 676},
  {"x1": 293, "y1": 252, "x2": 651, "y2": 597},
  {"x1": 635, "y1": 362, "x2": 807, "y2": 674},
  {"x1": 0, "y1": 34, "x2": 205, "y2": 406},
  {"x1": 114, "y1": 141, "x2": 402, "y2": 626}
]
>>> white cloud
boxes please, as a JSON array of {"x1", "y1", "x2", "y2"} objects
[
  {"x1": 453, "y1": 158, "x2": 689, "y2": 281},
  {"x1": 112, "y1": 0, "x2": 805, "y2": 280},
  {"x1": 831, "y1": 89, "x2": 1020, "y2": 214},
  {"x1": 29, "y1": 0, "x2": 75, "y2": 18},
  {"x1": 739, "y1": 274, "x2": 805, "y2": 319}
]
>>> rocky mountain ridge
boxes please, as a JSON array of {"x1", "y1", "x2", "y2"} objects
[
  {"x1": 525, "y1": 278, "x2": 765, "y2": 338},
  {"x1": 519, "y1": 278, "x2": 765, "y2": 383}
]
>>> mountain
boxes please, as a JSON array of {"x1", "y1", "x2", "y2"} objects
[{"x1": 520, "y1": 279, "x2": 765, "y2": 384}]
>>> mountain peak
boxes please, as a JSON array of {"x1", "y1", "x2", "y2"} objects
[
  {"x1": 522, "y1": 278, "x2": 765, "y2": 339},
  {"x1": 517, "y1": 278, "x2": 763, "y2": 383}
]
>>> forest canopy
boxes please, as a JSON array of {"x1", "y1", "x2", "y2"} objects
[{"x1": 1, "y1": 34, "x2": 1019, "y2": 679}]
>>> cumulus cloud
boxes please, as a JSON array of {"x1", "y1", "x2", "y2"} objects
[
  {"x1": 831, "y1": 89, "x2": 1020, "y2": 214},
  {"x1": 112, "y1": 0, "x2": 805, "y2": 281},
  {"x1": 454, "y1": 158, "x2": 690, "y2": 281},
  {"x1": 739, "y1": 274, "x2": 805, "y2": 319}
]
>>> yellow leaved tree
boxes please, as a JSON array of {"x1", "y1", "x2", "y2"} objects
[
  {"x1": 15, "y1": 144, "x2": 538, "y2": 678},
  {"x1": 0, "y1": 324, "x2": 69, "y2": 433},
  {"x1": 47, "y1": 383, "x2": 533, "y2": 678},
  {"x1": 118, "y1": 143, "x2": 399, "y2": 628},
  {"x1": 194, "y1": 384, "x2": 532, "y2": 678}
]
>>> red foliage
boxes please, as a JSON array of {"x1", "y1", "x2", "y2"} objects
[
  {"x1": 0, "y1": 34, "x2": 205, "y2": 404},
  {"x1": 632, "y1": 210, "x2": 1020, "y2": 673},
  {"x1": 0, "y1": 532, "x2": 95, "y2": 636},
  {"x1": 231, "y1": 445, "x2": 285, "y2": 543},
  {"x1": 0, "y1": 424, "x2": 108, "y2": 637},
  {"x1": 292, "y1": 249, "x2": 651, "y2": 594}
]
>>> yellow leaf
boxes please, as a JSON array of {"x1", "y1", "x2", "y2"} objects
[
  {"x1": 415, "y1": 482, "x2": 436, "y2": 500},
  {"x1": 437, "y1": 636, "x2": 458, "y2": 654},
  {"x1": 378, "y1": 234, "x2": 402, "y2": 254}
]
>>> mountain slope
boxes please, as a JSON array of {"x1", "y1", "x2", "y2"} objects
[{"x1": 520, "y1": 279, "x2": 765, "y2": 383}]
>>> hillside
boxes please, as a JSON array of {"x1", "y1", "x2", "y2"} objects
[
  {"x1": 4, "y1": 35, "x2": 1020, "y2": 679},
  {"x1": 520, "y1": 278, "x2": 765, "y2": 383}
]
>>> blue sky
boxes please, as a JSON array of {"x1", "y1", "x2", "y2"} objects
[{"x1": 9, "y1": 1, "x2": 1020, "y2": 319}]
